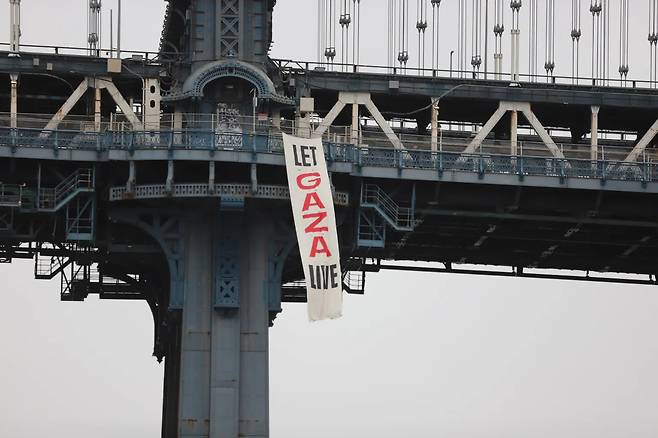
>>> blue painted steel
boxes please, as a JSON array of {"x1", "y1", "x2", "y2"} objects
[
  {"x1": 214, "y1": 204, "x2": 242, "y2": 309},
  {"x1": 266, "y1": 231, "x2": 296, "y2": 316},
  {"x1": 357, "y1": 209, "x2": 386, "y2": 248},
  {"x1": 109, "y1": 212, "x2": 186, "y2": 310},
  {"x1": 0, "y1": 128, "x2": 656, "y2": 185}
]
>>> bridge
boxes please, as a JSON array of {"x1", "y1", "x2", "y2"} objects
[{"x1": 2, "y1": 0, "x2": 658, "y2": 436}]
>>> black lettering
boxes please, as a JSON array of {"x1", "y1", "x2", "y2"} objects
[
  {"x1": 293, "y1": 144, "x2": 303, "y2": 166},
  {"x1": 308, "y1": 264, "x2": 317, "y2": 288},
  {"x1": 318, "y1": 265, "x2": 325, "y2": 289},
  {"x1": 309, "y1": 146, "x2": 318, "y2": 166},
  {"x1": 301, "y1": 145, "x2": 312, "y2": 166},
  {"x1": 330, "y1": 264, "x2": 338, "y2": 289},
  {"x1": 308, "y1": 264, "x2": 340, "y2": 291},
  {"x1": 315, "y1": 265, "x2": 322, "y2": 289}
]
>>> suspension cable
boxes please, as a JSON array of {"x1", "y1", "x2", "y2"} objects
[{"x1": 544, "y1": 0, "x2": 555, "y2": 79}]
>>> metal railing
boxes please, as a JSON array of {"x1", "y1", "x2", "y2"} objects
[
  {"x1": 0, "y1": 42, "x2": 168, "y2": 62},
  {"x1": 1, "y1": 127, "x2": 657, "y2": 185},
  {"x1": 0, "y1": 112, "x2": 645, "y2": 163},
  {"x1": 0, "y1": 184, "x2": 23, "y2": 207},
  {"x1": 272, "y1": 59, "x2": 657, "y2": 90},
  {"x1": 361, "y1": 185, "x2": 414, "y2": 231},
  {"x1": 39, "y1": 169, "x2": 93, "y2": 211}
]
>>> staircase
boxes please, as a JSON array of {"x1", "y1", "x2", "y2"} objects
[
  {"x1": 36, "y1": 169, "x2": 95, "y2": 242},
  {"x1": 38, "y1": 168, "x2": 94, "y2": 212},
  {"x1": 358, "y1": 184, "x2": 417, "y2": 248}
]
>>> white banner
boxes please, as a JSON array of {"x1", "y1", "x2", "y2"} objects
[{"x1": 282, "y1": 133, "x2": 343, "y2": 321}]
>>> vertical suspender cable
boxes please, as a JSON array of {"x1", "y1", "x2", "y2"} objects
[
  {"x1": 324, "y1": 0, "x2": 336, "y2": 68},
  {"x1": 339, "y1": 0, "x2": 351, "y2": 71},
  {"x1": 431, "y1": 0, "x2": 442, "y2": 70},
  {"x1": 493, "y1": 0, "x2": 504, "y2": 79},
  {"x1": 398, "y1": 0, "x2": 409, "y2": 71},
  {"x1": 649, "y1": 0, "x2": 652, "y2": 86},
  {"x1": 510, "y1": 1, "x2": 521, "y2": 82},
  {"x1": 458, "y1": 0, "x2": 463, "y2": 76},
  {"x1": 544, "y1": 0, "x2": 555, "y2": 80},
  {"x1": 601, "y1": 0, "x2": 609, "y2": 84},
  {"x1": 529, "y1": 0, "x2": 537, "y2": 80},
  {"x1": 352, "y1": 0, "x2": 361, "y2": 67},
  {"x1": 458, "y1": 0, "x2": 468, "y2": 77},
  {"x1": 417, "y1": 0, "x2": 428, "y2": 72},
  {"x1": 649, "y1": 0, "x2": 657, "y2": 87},
  {"x1": 471, "y1": 0, "x2": 482, "y2": 75},
  {"x1": 619, "y1": 0, "x2": 629, "y2": 83},
  {"x1": 591, "y1": 1, "x2": 602, "y2": 83},
  {"x1": 484, "y1": 0, "x2": 489, "y2": 78},
  {"x1": 318, "y1": 0, "x2": 324, "y2": 63},
  {"x1": 571, "y1": 0, "x2": 582, "y2": 83},
  {"x1": 389, "y1": 0, "x2": 394, "y2": 69}
]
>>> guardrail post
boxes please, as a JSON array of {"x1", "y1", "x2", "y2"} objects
[
  {"x1": 559, "y1": 159, "x2": 566, "y2": 184},
  {"x1": 518, "y1": 156, "x2": 525, "y2": 181},
  {"x1": 327, "y1": 142, "x2": 335, "y2": 164},
  {"x1": 53, "y1": 130, "x2": 59, "y2": 157},
  {"x1": 10, "y1": 128, "x2": 17, "y2": 153},
  {"x1": 396, "y1": 149, "x2": 403, "y2": 175},
  {"x1": 127, "y1": 131, "x2": 134, "y2": 156},
  {"x1": 168, "y1": 132, "x2": 174, "y2": 160}
]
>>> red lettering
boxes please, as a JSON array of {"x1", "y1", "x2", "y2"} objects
[
  {"x1": 302, "y1": 192, "x2": 326, "y2": 212},
  {"x1": 296, "y1": 172, "x2": 322, "y2": 190},
  {"x1": 303, "y1": 212, "x2": 329, "y2": 233},
  {"x1": 309, "y1": 236, "x2": 332, "y2": 257}
]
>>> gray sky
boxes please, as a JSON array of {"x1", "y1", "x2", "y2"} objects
[{"x1": 2, "y1": 1, "x2": 658, "y2": 437}]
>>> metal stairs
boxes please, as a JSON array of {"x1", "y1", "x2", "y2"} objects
[
  {"x1": 360, "y1": 184, "x2": 415, "y2": 232},
  {"x1": 37, "y1": 169, "x2": 95, "y2": 242},
  {"x1": 38, "y1": 168, "x2": 94, "y2": 212},
  {"x1": 358, "y1": 184, "x2": 417, "y2": 248}
]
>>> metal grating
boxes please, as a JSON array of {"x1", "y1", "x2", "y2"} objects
[{"x1": 109, "y1": 183, "x2": 350, "y2": 206}]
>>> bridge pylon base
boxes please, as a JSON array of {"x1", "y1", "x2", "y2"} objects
[{"x1": 162, "y1": 202, "x2": 280, "y2": 438}]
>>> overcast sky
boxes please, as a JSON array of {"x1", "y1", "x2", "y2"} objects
[{"x1": 2, "y1": 1, "x2": 658, "y2": 437}]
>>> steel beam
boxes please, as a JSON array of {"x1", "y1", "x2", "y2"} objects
[
  {"x1": 510, "y1": 110, "x2": 518, "y2": 156},
  {"x1": 9, "y1": 73, "x2": 18, "y2": 129},
  {"x1": 624, "y1": 114, "x2": 658, "y2": 162},
  {"x1": 465, "y1": 101, "x2": 565, "y2": 158},
  {"x1": 377, "y1": 263, "x2": 658, "y2": 286},
  {"x1": 102, "y1": 79, "x2": 143, "y2": 130},
  {"x1": 591, "y1": 105, "x2": 600, "y2": 161},
  {"x1": 414, "y1": 208, "x2": 658, "y2": 228},
  {"x1": 463, "y1": 105, "x2": 507, "y2": 154},
  {"x1": 176, "y1": 204, "x2": 271, "y2": 438},
  {"x1": 314, "y1": 92, "x2": 404, "y2": 149},
  {"x1": 40, "y1": 79, "x2": 89, "y2": 135},
  {"x1": 520, "y1": 106, "x2": 565, "y2": 159},
  {"x1": 94, "y1": 86, "x2": 102, "y2": 132},
  {"x1": 430, "y1": 98, "x2": 439, "y2": 151}
]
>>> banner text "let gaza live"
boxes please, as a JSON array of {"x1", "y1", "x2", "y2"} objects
[{"x1": 283, "y1": 134, "x2": 342, "y2": 321}]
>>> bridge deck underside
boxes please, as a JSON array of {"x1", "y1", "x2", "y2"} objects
[{"x1": 360, "y1": 181, "x2": 658, "y2": 276}]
